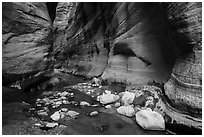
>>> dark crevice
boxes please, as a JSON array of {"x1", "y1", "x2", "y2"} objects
[{"x1": 45, "y1": 2, "x2": 58, "y2": 23}]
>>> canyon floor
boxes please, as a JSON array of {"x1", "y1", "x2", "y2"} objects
[{"x1": 2, "y1": 71, "x2": 173, "y2": 135}]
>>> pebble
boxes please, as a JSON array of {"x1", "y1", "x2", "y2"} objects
[
  {"x1": 70, "y1": 93, "x2": 74, "y2": 96},
  {"x1": 60, "y1": 91, "x2": 69, "y2": 97},
  {"x1": 105, "y1": 105, "x2": 112, "y2": 109},
  {"x1": 104, "y1": 90, "x2": 111, "y2": 94},
  {"x1": 86, "y1": 92, "x2": 91, "y2": 95},
  {"x1": 60, "y1": 113, "x2": 65, "y2": 119},
  {"x1": 55, "y1": 101, "x2": 62, "y2": 105},
  {"x1": 80, "y1": 101, "x2": 91, "y2": 106},
  {"x1": 61, "y1": 108, "x2": 68, "y2": 112},
  {"x1": 62, "y1": 100, "x2": 70, "y2": 104},
  {"x1": 37, "y1": 110, "x2": 48, "y2": 116},
  {"x1": 114, "y1": 102, "x2": 121, "y2": 108},
  {"x1": 51, "y1": 111, "x2": 61, "y2": 121},
  {"x1": 36, "y1": 99, "x2": 41, "y2": 102},
  {"x1": 60, "y1": 96, "x2": 67, "y2": 100},
  {"x1": 90, "y1": 111, "x2": 99, "y2": 116},
  {"x1": 34, "y1": 123, "x2": 42, "y2": 127},
  {"x1": 46, "y1": 122, "x2": 58, "y2": 128},
  {"x1": 36, "y1": 103, "x2": 42, "y2": 107},
  {"x1": 66, "y1": 111, "x2": 79, "y2": 118}
]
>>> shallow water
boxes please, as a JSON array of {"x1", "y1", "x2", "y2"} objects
[{"x1": 2, "y1": 74, "x2": 171, "y2": 135}]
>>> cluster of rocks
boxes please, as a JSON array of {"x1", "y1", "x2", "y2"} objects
[
  {"x1": 35, "y1": 90, "x2": 74, "y2": 110},
  {"x1": 70, "y1": 82, "x2": 102, "y2": 97},
  {"x1": 33, "y1": 80, "x2": 165, "y2": 131},
  {"x1": 72, "y1": 82, "x2": 165, "y2": 131},
  {"x1": 33, "y1": 89, "x2": 80, "y2": 129}
]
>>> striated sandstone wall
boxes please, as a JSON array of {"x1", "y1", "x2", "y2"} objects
[
  {"x1": 53, "y1": 2, "x2": 202, "y2": 129},
  {"x1": 54, "y1": 3, "x2": 183, "y2": 85},
  {"x1": 2, "y1": 2, "x2": 52, "y2": 84}
]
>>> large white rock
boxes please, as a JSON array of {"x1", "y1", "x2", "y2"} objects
[
  {"x1": 116, "y1": 106, "x2": 135, "y2": 117},
  {"x1": 51, "y1": 111, "x2": 61, "y2": 121},
  {"x1": 98, "y1": 94, "x2": 120, "y2": 105},
  {"x1": 135, "y1": 108, "x2": 165, "y2": 131},
  {"x1": 121, "y1": 91, "x2": 135, "y2": 106}
]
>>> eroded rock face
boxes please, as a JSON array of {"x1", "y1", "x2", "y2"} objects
[
  {"x1": 162, "y1": 2, "x2": 202, "y2": 117},
  {"x1": 54, "y1": 3, "x2": 181, "y2": 84},
  {"x1": 2, "y1": 2, "x2": 52, "y2": 84},
  {"x1": 52, "y1": 2, "x2": 202, "y2": 132}
]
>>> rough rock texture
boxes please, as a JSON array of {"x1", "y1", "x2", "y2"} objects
[
  {"x1": 162, "y1": 2, "x2": 202, "y2": 117},
  {"x1": 136, "y1": 108, "x2": 165, "y2": 131},
  {"x1": 52, "y1": 2, "x2": 202, "y2": 131},
  {"x1": 55, "y1": 3, "x2": 180, "y2": 84},
  {"x1": 2, "y1": 2, "x2": 52, "y2": 84}
]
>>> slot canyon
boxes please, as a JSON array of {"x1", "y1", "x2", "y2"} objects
[{"x1": 2, "y1": 2, "x2": 202, "y2": 135}]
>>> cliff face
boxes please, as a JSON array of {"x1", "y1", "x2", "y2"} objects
[
  {"x1": 53, "y1": 2, "x2": 202, "y2": 129},
  {"x1": 2, "y1": 2, "x2": 52, "y2": 84},
  {"x1": 54, "y1": 3, "x2": 181, "y2": 84},
  {"x1": 2, "y1": 2, "x2": 202, "y2": 132}
]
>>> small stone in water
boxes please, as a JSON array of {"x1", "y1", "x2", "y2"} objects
[
  {"x1": 61, "y1": 108, "x2": 68, "y2": 112},
  {"x1": 34, "y1": 123, "x2": 42, "y2": 127},
  {"x1": 37, "y1": 111, "x2": 48, "y2": 116},
  {"x1": 46, "y1": 122, "x2": 58, "y2": 128},
  {"x1": 51, "y1": 111, "x2": 61, "y2": 121},
  {"x1": 90, "y1": 111, "x2": 99, "y2": 116},
  {"x1": 104, "y1": 90, "x2": 111, "y2": 94},
  {"x1": 61, "y1": 91, "x2": 69, "y2": 97},
  {"x1": 70, "y1": 93, "x2": 74, "y2": 96},
  {"x1": 66, "y1": 111, "x2": 79, "y2": 118},
  {"x1": 114, "y1": 102, "x2": 121, "y2": 108},
  {"x1": 60, "y1": 96, "x2": 67, "y2": 100},
  {"x1": 105, "y1": 105, "x2": 112, "y2": 109},
  {"x1": 86, "y1": 92, "x2": 91, "y2": 95},
  {"x1": 80, "y1": 101, "x2": 90, "y2": 106},
  {"x1": 36, "y1": 99, "x2": 41, "y2": 102},
  {"x1": 60, "y1": 114, "x2": 65, "y2": 119},
  {"x1": 55, "y1": 101, "x2": 62, "y2": 105},
  {"x1": 62, "y1": 100, "x2": 70, "y2": 104},
  {"x1": 36, "y1": 103, "x2": 42, "y2": 107}
]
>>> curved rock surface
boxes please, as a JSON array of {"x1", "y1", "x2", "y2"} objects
[
  {"x1": 2, "y1": 2, "x2": 52, "y2": 84},
  {"x1": 54, "y1": 3, "x2": 181, "y2": 84},
  {"x1": 2, "y1": 2, "x2": 202, "y2": 135},
  {"x1": 52, "y1": 2, "x2": 202, "y2": 133}
]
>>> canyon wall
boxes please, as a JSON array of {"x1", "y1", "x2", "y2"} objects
[
  {"x1": 2, "y1": 2, "x2": 202, "y2": 131},
  {"x1": 53, "y1": 2, "x2": 202, "y2": 129},
  {"x1": 2, "y1": 2, "x2": 52, "y2": 85},
  {"x1": 54, "y1": 3, "x2": 183, "y2": 85}
]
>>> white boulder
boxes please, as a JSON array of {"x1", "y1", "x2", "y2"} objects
[
  {"x1": 51, "y1": 111, "x2": 61, "y2": 121},
  {"x1": 135, "y1": 108, "x2": 165, "y2": 131},
  {"x1": 98, "y1": 94, "x2": 120, "y2": 105},
  {"x1": 121, "y1": 91, "x2": 135, "y2": 106},
  {"x1": 116, "y1": 106, "x2": 135, "y2": 117}
]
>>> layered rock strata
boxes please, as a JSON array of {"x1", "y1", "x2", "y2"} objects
[
  {"x1": 2, "y1": 2, "x2": 52, "y2": 84},
  {"x1": 53, "y1": 2, "x2": 202, "y2": 132}
]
